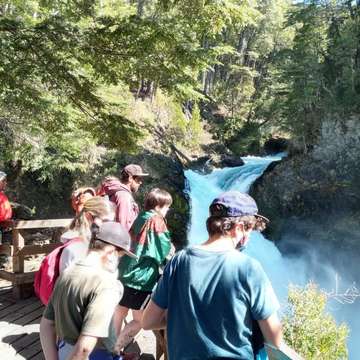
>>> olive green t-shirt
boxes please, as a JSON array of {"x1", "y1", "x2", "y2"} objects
[{"x1": 44, "y1": 258, "x2": 123, "y2": 352}]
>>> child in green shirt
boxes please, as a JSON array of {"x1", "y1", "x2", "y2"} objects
[{"x1": 114, "y1": 188, "x2": 173, "y2": 355}]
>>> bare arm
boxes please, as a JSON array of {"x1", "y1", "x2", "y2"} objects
[
  {"x1": 142, "y1": 300, "x2": 167, "y2": 330},
  {"x1": 258, "y1": 313, "x2": 283, "y2": 348},
  {"x1": 39, "y1": 317, "x2": 58, "y2": 360},
  {"x1": 67, "y1": 335, "x2": 98, "y2": 360},
  {"x1": 259, "y1": 313, "x2": 304, "y2": 359}
]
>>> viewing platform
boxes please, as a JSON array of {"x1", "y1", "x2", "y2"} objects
[
  {"x1": 0, "y1": 218, "x2": 165, "y2": 359},
  {"x1": 0, "y1": 279, "x2": 161, "y2": 360},
  {"x1": 0, "y1": 279, "x2": 44, "y2": 359}
]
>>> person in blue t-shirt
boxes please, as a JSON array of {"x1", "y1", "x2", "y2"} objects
[{"x1": 142, "y1": 191, "x2": 283, "y2": 360}]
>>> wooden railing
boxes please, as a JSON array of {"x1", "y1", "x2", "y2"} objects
[{"x1": 0, "y1": 219, "x2": 72, "y2": 299}]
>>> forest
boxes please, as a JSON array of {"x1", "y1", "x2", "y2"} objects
[
  {"x1": 1, "y1": 0, "x2": 360, "y2": 180},
  {"x1": 1, "y1": 1, "x2": 360, "y2": 358}
]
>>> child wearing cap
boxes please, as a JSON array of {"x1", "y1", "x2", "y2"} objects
[
  {"x1": 114, "y1": 188, "x2": 173, "y2": 354},
  {"x1": 40, "y1": 221, "x2": 134, "y2": 360}
]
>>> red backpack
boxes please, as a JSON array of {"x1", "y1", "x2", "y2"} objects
[{"x1": 34, "y1": 237, "x2": 82, "y2": 305}]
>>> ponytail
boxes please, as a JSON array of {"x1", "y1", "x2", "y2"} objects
[{"x1": 69, "y1": 196, "x2": 115, "y2": 241}]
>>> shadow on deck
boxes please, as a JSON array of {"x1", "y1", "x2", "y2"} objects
[
  {"x1": 0, "y1": 280, "x2": 158, "y2": 360},
  {"x1": 0, "y1": 280, "x2": 44, "y2": 360}
]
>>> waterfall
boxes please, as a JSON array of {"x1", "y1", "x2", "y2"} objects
[
  {"x1": 185, "y1": 154, "x2": 302, "y2": 298},
  {"x1": 184, "y1": 154, "x2": 358, "y2": 358}
]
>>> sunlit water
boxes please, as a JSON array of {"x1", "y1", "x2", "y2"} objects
[{"x1": 184, "y1": 155, "x2": 359, "y2": 358}]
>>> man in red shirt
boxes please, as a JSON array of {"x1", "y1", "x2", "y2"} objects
[
  {"x1": 0, "y1": 172, "x2": 12, "y2": 224},
  {"x1": 98, "y1": 165, "x2": 148, "y2": 231}
]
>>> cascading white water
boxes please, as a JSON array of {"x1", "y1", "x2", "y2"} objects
[
  {"x1": 184, "y1": 155, "x2": 358, "y2": 358},
  {"x1": 185, "y1": 155, "x2": 305, "y2": 298}
]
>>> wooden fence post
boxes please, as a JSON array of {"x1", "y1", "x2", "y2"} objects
[
  {"x1": 12, "y1": 229, "x2": 25, "y2": 299},
  {"x1": 0, "y1": 218, "x2": 72, "y2": 300}
]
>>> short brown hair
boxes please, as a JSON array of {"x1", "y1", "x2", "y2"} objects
[
  {"x1": 119, "y1": 170, "x2": 130, "y2": 183},
  {"x1": 206, "y1": 215, "x2": 267, "y2": 236},
  {"x1": 90, "y1": 238, "x2": 113, "y2": 252},
  {"x1": 144, "y1": 188, "x2": 172, "y2": 211}
]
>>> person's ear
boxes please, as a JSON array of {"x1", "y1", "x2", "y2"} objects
[
  {"x1": 229, "y1": 222, "x2": 242, "y2": 237},
  {"x1": 235, "y1": 222, "x2": 245, "y2": 233}
]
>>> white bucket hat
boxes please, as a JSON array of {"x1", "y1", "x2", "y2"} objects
[{"x1": 0, "y1": 172, "x2": 7, "y2": 181}]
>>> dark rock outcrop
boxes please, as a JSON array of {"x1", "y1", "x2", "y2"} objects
[
  {"x1": 251, "y1": 118, "x2": 360, "y2": 260},
  {"x1": 220, "y1": 155, "x2": 245, "y2": 167},
  {"x1": 263, "y1": 137, "x2": 289, "y2": 155},
  {"x1": 189, "y1": 154, "x2": 244, "y2": 174}
]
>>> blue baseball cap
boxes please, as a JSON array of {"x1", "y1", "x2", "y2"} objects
[{"x1": 210, "y1": 191, "x2": 269, "y2": 222}]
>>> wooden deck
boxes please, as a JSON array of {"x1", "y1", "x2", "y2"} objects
[
  {"x1": 0, "y1": 279, "x2": 158, "y2": 360},
  {"x1": 0, "y1": 280, "x2": 44, "y2": 360}
]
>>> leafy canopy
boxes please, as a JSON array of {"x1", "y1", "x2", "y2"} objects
[{"x1": 0, "y1": 0, "x2": 255, "y2": 175}]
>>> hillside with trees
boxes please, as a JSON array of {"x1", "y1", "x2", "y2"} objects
[
  {"x1": 1, "y1": 0, "x2": 359, "y2": 170},
  {"x1": 1, "y1": 1, "x2": 360, "y2": 357},
  {"x1": 2, "y1": 0, "x2": 360, "y2": 251}
]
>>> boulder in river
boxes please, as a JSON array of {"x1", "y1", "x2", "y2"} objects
[
  {"x1": 250, "y1": 117, "x2": 360, "y2": 263},
  {"x1": 263, "y1": 137, "x2": 289, "y2": 155}
]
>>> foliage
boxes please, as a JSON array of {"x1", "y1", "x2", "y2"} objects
[
  {"x1": 187, "y1": 102, "x2": 203, "y2": 149},
  {"x1": 0, "y1": 0, "x2": 255, "y2": 178},
  {"x1": 2, "y1": 0, "x2": 360, "y2": 178},
  {"x1": 282, "y1": 283, "x2": 349, "y2": 359},
  {"x1": 137, "y1": 92, "x2": 203, "y2": 152},
  {"x1": 199, "y1": 0, "x2": 294, "y2": 151},
  {"x1": 0, "y1": 0, "x2": 140, "y2": 177},
  {"x1": 225, "y1": 121, "x2": 261, "y2": 155},
  {"x1": 202, "y1": 1, "x2": 360, "y2": 153},
  {"x1": 272, "y1": 1, "x2": 360, "y2": 150}
]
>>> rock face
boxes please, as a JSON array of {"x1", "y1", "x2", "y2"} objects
[
  {"x1": 220, "y1": 155, "x2": 245, "y2": 167},
  {"x1": 251, "y1": 118, "x2": 360, "y2": 260},
  {"x1": 205, "y1": 154, "x2": 245, "y2": 173},
  {"x1": 6, "y1": 150, "x2": 189, "y2": 250},
  {"x1": 263, "y1": 137, "x2": 289, "y2": 155},
  {"x1": 190, "y1": 154, "x2": 244, "y2": 174}
]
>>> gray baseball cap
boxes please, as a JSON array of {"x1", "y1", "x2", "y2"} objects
[
  {"x1": 95, "y1": 221, "x2": 137, "y2": 259},
  {"x1": 123, "y1": 164, "x2": 149, "y2": 177}
]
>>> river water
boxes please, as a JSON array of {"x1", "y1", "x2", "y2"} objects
[{"x1": 184, "y1": 155, "x2": 359, "y2": 359}]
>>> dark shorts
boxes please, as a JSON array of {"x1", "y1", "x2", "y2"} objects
[{"x1": 119, "y1": 286, "x2": 152, "y2": 310}]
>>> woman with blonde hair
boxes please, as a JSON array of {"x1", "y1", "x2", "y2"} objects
[
  {"x1": 59, "y1": 196, "x2": 115, "y2": 273},
  {"x1": 60, "y1": 186, "x2": 96, "y2": 243}
]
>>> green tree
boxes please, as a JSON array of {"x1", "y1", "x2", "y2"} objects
[
  {"x1": 200, "y1": 0, "x2": 293, "y2": 152},
  {"x1": 273, "y1": 1, "x2": 360, "y2": 151},
  {"x1": 282, "y1": 283, "x2": 349, "y2": 359},
  {"x1": 0, "y1": 0, "x2": 255, "y2": 176}
]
